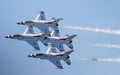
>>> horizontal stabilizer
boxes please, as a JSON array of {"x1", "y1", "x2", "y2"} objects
[
  {"x1": 69, "y1": 34, "x2": 77, "y2": 39},
  {"x1": 55, "y1": 18, "x2": 63, "y2": 23},
  {"x1": 63, "y1": 59, "x2": 71, "y2": 65},
  {"x1": 63, "y1": 50, "x2": 74, "y2": 56},
  {"x1": 50, "y1": 17, "x2": 63, "y2": 24}
]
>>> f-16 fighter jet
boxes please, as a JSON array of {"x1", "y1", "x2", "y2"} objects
[
  {"x1": 5, "y1": 26, "x2": 48, "y2": 50},
  {"x1": 28, "y1": 44, "x2": 74, "y2": 69},
  {"x1": 42, "y1": 32, "x2": 77, "y2": 52},
  {"x1": 16, "y1": 11, "x2": 63, "y2": 36}
]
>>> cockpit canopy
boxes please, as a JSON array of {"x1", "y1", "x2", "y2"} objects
[
  {"x1": 36, "y1": 53, "x2": 45, "y2": 56},
  {"x1": 25, "y1": 21, "x2": 34, "y2": 24},
  {"x1": 13, "y1": 34, "x2": 21, "y2": 37}
]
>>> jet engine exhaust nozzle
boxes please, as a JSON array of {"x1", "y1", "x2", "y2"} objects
[{"x1": 16, "y1": 21, "x2": 25, "y2": 25}]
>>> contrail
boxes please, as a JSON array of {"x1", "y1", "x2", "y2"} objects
[
  {"x1": 80, "y1": 57, "x2": 120, "y2": 64},
  {"x1": 63, "y1": 26, "x2": 120, "y2": 35},
  {"x1": 92, "y1": 43, "x2": 120, "y2": 49}
]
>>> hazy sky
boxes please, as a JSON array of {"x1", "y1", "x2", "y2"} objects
[{"x1": 1, "y1": 0, "x2": 120, "y2": 75}]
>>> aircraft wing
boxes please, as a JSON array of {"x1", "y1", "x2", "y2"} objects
[
  {"x1": 55, "y1": 44, "x2": 65, "y2": 51},
  {"x1": 63, "y1": 59, "x2": 71, "y2": 65},
  {"x1": 38, "y1": 26, "x2": 50, "y2": 36},
  {"x1": 25, "y1": 40, "x2": 40, "y2": 50},
  {"x1": 40, "y1": 39, "x2": 48, "y2": 46},
  {"x1": 48, "y1": 59, "x2": 63, "y2": 69}
]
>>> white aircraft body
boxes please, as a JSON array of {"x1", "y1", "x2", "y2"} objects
[
  {"x1": 28, "y1": 44, "x2": 74, "y2": 69},
  {"x1": 44, "y1": 33, "x2": 77, "y2": 51},
  {"x1": 5, "y1": 26, "x2": 48, "y2": 50},
  {"x1": 17, "y1": 11, "x2": 63, "y2": 36}
]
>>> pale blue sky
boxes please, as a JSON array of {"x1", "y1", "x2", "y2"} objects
[{"x1": 1, "y1": 0, "x2": 120, "y2": 75}]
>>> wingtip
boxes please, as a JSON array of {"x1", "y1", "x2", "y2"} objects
[
  {"x1": 57, "y1": 66, "x2": 63, "y2": 69},
  {"x1": 34, "y1": 47, "x2": 40, "y2": 51}
]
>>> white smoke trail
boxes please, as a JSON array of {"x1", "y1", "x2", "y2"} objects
[
  {"x1": 80, "y1": 57, "x2": 120, "y2": 64},
  {"x1": 92, "y1": 43, "x2": 120, "y2": 49},
  {"x1": 96, "y1": 58, "x2": 120, "y2": 63},
  {"x1": 63, "y1": 26, "x2": 120, "y2": 35}
]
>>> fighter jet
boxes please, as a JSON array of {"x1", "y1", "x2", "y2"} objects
[
  {"x1": 16, "y1": 11, "x2": 63, "y2": 36},
  {"x1": 5, "y1": 26, "x2": 48, "y2": 50},
  {"x1": 28, "y1": 44, "x2": 74, "y2": 69},
  {"x1": 43, "y1": 32, "x2": 77, "y2": 51}
]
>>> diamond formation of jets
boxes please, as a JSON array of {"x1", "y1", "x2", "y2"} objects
[{"x1": 5, "y1": 11, "x2": 76, "y2": 69}]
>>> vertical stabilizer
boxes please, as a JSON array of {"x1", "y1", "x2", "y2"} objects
[
  {"x1": 50, "y1": 30, "x2": 60, "y2": 37},
  {"x1": 35, "y1": 11, "x2": 46, "y2": 20},
  {"x1": 46, "y1": 44, "x2": 57, "y2": 53},
  {"x1": 24, "y1": 26, "x2": 34, "y2": 34}
]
